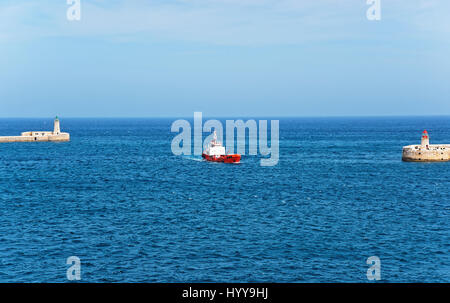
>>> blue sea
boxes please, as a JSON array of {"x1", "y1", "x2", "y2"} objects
[{"x1": 0, "y1": 117, "x2": 448, "y2": 282}]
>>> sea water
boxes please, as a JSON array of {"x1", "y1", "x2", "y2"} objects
[{"x1": 0, "y1": 117, "x2": 448, "y2": 282}]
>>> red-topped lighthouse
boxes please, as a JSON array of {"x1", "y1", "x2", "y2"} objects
[{"x1": 421, "y1": 130, "x2": 430, "y2": 147}]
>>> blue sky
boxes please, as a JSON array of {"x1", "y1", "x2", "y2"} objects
[{"x1": 0, "y1": 0, "x2": 449, "y2": 117}]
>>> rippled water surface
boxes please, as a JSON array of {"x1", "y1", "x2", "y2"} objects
[{"x1": 0, "y1": 117, "x2": 449, "y2": 282}]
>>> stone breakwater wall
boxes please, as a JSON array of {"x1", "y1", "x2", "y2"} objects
[
  {"x1": 0, "y1": 133, "x2": 70, "y2": 143},
  {"x1": 402, "y1": 144, "x2": 450, "y2": 162}
]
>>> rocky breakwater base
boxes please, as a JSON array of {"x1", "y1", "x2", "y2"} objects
[
  {"x1": 0, "y1": 117, "x2": 70, "y2": 143},
  {"x1": 402, "y1": 130, "x2": 450, "y2": 162}
]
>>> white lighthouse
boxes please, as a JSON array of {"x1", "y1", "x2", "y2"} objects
[
  {"x1": 0, "y1": 116, "x2": 70, "y2": 142},
  {"x1": 53, "y1": 116, "x2": 61, "y2": 135}
]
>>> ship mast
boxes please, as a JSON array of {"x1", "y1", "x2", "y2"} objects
[{"x1": 213, "y1": 130, "x2": 217, "y2": 144}]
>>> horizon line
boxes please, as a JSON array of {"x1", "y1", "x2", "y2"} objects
[{"x1": 0, "y1": 114, "x2": 449, "y2": 119}]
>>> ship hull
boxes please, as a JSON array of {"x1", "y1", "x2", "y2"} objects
[{"x1": 202, "y1": 153, "x2": 241, "y2": 163}]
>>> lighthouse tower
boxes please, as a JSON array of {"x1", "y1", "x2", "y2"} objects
[
  {"x1": 53, "y1": 116, "x2": 61, "y2": 135},
  {"x1": 421, "y1": 130, "x2": 429, "y2": 147}
]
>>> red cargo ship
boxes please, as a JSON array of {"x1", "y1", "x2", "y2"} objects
[{"x1": 202, "y1": 131, "x2": 241, "y2": 163}]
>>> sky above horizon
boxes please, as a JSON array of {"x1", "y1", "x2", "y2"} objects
[{"x1": 0, "y1": 0, "x2": 449, "y2": 117}]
